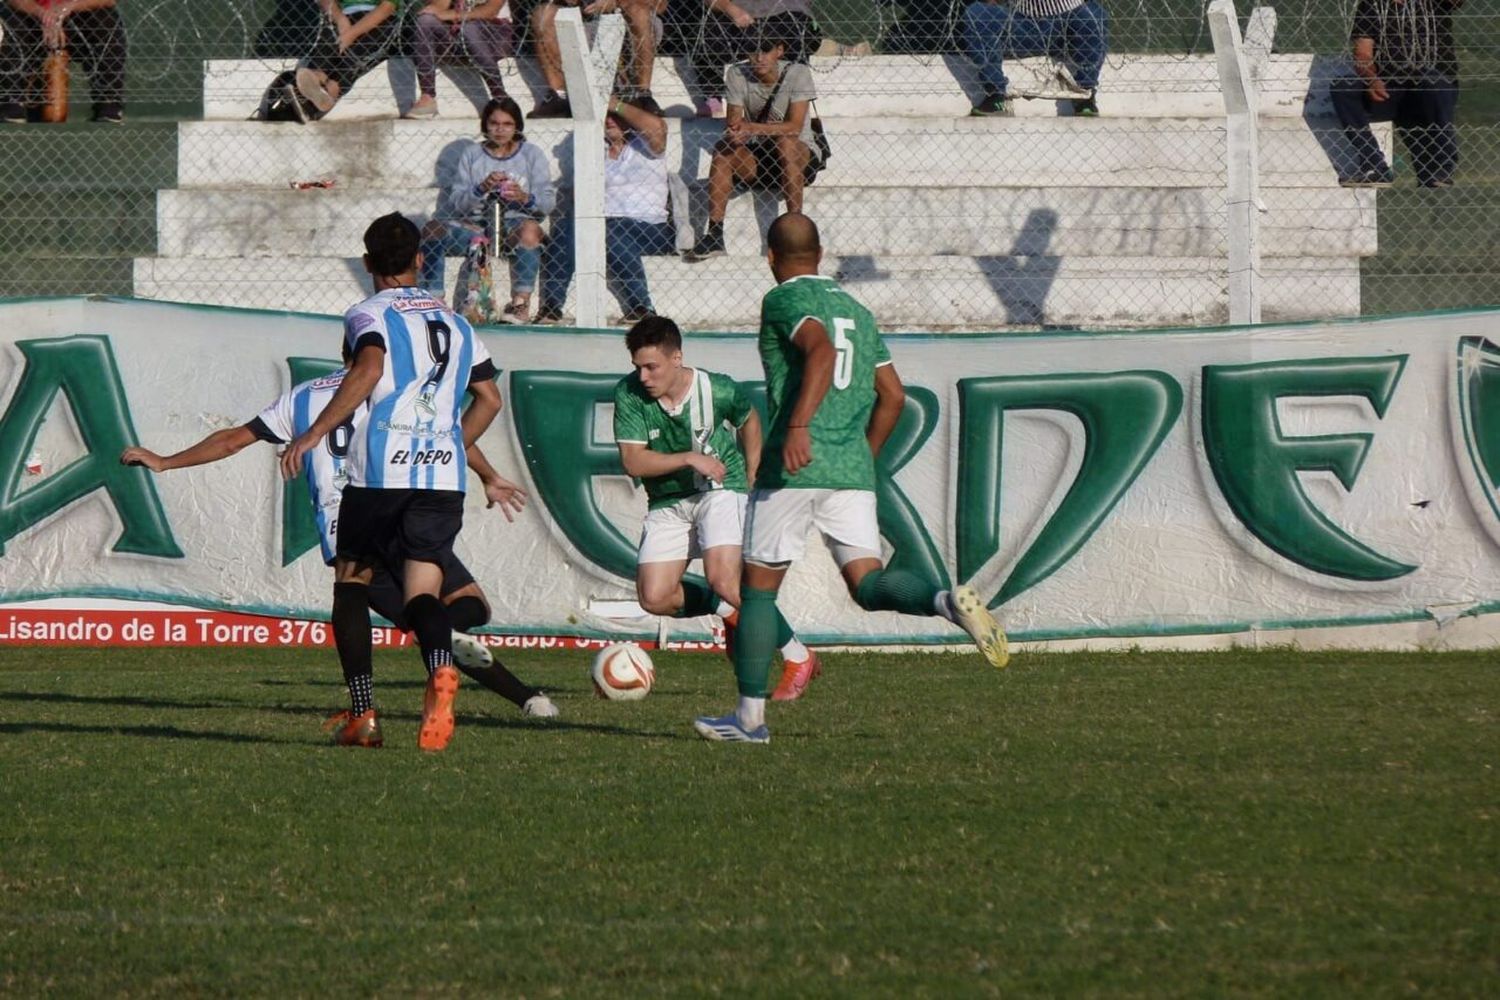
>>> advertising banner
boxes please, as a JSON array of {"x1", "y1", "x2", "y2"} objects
[{"x1": 2, "y1": 297, "x2": 1498, "y2": 649}]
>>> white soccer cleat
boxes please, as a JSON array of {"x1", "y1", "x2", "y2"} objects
[
  {"x1": 522, "y1": 693, "x2": 559, "y2": 718},
  {"x1": 450, "y1": 631, "x2": 494, "y2": 670},
  {"x1": 951, "y1": 585, "x2": 1010, "y2": 669}
]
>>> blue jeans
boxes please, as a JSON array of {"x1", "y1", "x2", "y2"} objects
[
  {"x1": 963, "y1": 0, "x2": 1108, "y2": 97},
  {"x1": 539, "y1": 214, "x2": 677, "y2": 314},
  {"x1": 1329, "y1": 69, "x2": 1459, "y2": 186},
  {"x1": 420, "y1": 216, "x2": 541, "y2": 299}
]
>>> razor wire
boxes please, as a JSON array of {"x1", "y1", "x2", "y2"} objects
[{"x1": 1, "y1": 1, "x2": 1497, "y2": 331}]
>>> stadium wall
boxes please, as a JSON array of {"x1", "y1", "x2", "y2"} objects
[{"x1": 1, "y1": 297, "x2": 1499, "y2": 652}]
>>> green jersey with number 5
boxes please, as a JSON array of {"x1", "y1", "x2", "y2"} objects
[{"x1": 757, "y1": 274, "x2": 891, "y2": 490}]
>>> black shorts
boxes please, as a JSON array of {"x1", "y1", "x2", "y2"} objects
[
  {"x1": 366, "y1": 551, "x2": 478, "y2": 629},
  {"x1": 336, "y1": 486, "x2": 465, "y2": 568},
  {"x1": 731, "y1": 137, "x2": 820, "y2": 191}
]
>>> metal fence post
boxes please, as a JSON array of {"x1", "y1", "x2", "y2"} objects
[
  {"x1": 556, "y1": 10, "x2": 625, "y2": 328},
  {"x1": 1208, "y1": 0, "x2": 1263, "y2": 325}
]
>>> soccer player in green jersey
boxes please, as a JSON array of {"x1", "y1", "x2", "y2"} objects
[
  {"x1": 693, "y1": 212, "x2": 1009, "y2": 744},
  {"x1": 614, "y1": 316, "x2": 815, "y2": 689}
]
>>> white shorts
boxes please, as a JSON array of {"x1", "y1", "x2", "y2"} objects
[
  {"x1": 637, "y1": 489, "x2": 746, "y2": 564},
  {"x1": 743, "y1": 488, "x2": 881, "y2": 567}
]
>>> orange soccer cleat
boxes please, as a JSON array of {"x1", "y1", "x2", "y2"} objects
[
  {"x1": 771, "y1": 650, "x2": 821, "y2": 702},
  {"x1": 323, "y1": 709, "x2": 384, "y2": 748},
  {"x1": 418, "y1": 665, "x2": 460, "y2": 752}
]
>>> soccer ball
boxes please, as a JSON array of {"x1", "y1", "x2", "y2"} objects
[{"x1": 590, "y1": 643, "x2": 655, "y2": 701}]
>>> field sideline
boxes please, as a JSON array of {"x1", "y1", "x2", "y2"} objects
[{"x1": 1, "y1": 646, "x2": 1495, "y2": 995}]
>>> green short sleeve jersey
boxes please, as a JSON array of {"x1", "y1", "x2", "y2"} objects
[
  {"x1": 613, "y1": 368, "x2": 753, "y2": 509},
  {"x1": 757, "y1": 275, "x2": 891, "y2": 490}
]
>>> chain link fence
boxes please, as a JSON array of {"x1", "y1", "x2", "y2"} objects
[{"x1": 1, "y1": 1, "x2": 1495, "y2": 330}]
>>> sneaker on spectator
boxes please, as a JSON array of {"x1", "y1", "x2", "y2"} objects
[
  {"x1": 403, "y1": 95, "x2": 439, "y2": 119},
  {"x1": 619, "y1": 306, "x2": 654, "y2": 325},
  {"x1": 1339, "y1": 167, "x2": 1394, "y2": 189},
  {"x1": 970, "y1": 93, "x2": 1009, "y2": 117},
  {"x1": 695, "y1": 96, "x2": 726, "y2": 118},
  {"x1": 295, "y1": 68, "x2": 337, "y2": 115},
  {"x1": 684, "y1": 227, "x2": 725, "y2": 262},
  {"x1": 533, "y1": 303, "x2": 565, "y2": 325},
  {"x1": 1422, "y1": 178, "x2": 1455, "y2": 189},
  {"x1": 1, "y1": 102, "x2": 25, "y2": 124},
  {"x1": 497, "y1": 301, "x2": 529, "y2": 324},
  {"x1": 92, "y1": 104, "x2": 124, "y2": 124},
  {"x1": 1070, "y1": 90, "x2": 1098, "y2": 117},
  {"x1": 530, "y1": 91, "x2": 572, "y2": 118}
]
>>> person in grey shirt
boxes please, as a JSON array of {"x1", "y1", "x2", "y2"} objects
[
  {"x1": 684, "y1": 32, "x2": 821, "y2": 260},
  {"x1": 685, "y1": 0, "x2": 821, "y2": 116},
  {"x1": 419, "y1": 95, "x2": 556, "y2": 322}
]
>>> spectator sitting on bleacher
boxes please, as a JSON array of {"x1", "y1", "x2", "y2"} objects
[
  {"x1": 404, "y1": 0, "x2": 516, "y2": 119},
  {"x1": 535, "y1": 94, "x2": 678, "y2": 323},
  {"x1": 420, "y1": 96, "x2": 556, "y2": 322},
  {"x1": 961, "y1": 0, "x2": 1106, "y2": 117},
  {"x1": 1331, "y1": 0, "x2": 1462, "y2": 189},
  {"x1": 0, "y1": 0, "x2": 127, "y2": 123},
  {"x1": 684, "y1": 30, "x2": 820, "y2": 261},
  {"x1": 686, "y1": 0, "x2": 820, "y2": 117},
  {"x1": 530, "y1": 0, "x2": 667, "y2": 118},
  {"x1": 293, "y1": 0, "x2": 405, "y2": 117}
]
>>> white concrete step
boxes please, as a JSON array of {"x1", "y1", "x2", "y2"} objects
[
  {"x1": 176, "y1": 117, "x2": 1382, "y2": 191},
  {"x1": 132, "y1": 252, "x2": 1359, "y2": 331},
  {"x1": 154, "y1": 184, "x2": 1377, "y2": 259},
  {"x1": 202, "y1": 53, "x2": 1329, "y2": 123}
]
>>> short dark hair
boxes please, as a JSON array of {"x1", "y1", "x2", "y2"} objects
[
  {"x1": 480, "y1": 95, "x2": 525, "y2": 142},
  {"x1": 363, "y1": 212, "x2": 420, "y2": 276},
  {"x1": 625, "y1": 314, "x2": 682, "y2": 355}
]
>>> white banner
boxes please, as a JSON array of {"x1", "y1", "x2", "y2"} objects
[{"x1": 2, "y1": 297, "x2": 1499, "y2": 649}]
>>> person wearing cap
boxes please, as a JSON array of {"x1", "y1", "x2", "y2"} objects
[
  {"x1": 683, "y1": 31, "x2": 820, "y2": 261},
  {"x1": 682, "y1": 0, "x2": 821, "y2": 117}
]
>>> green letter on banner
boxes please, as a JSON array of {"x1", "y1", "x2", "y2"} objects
[
  {"x1": 1201, "y1": 356, "x2": 1414, "y2": 581},
  {"x1": 510, "y1": 371, "x2": 637, "y2": 581},
  {"x1": 279, "y1": 357, "x2": 343, "y2": 566},
  {"x1": 0, "y1": 336, "x2": 182, "y2": 557},
  {"x1": 956, "y1": 371, "x2": 1182, "y2": 606}
]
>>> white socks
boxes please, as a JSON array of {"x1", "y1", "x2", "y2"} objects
[
  {"x1": 737, "y1": 695, "x2": 766, "y2": 729},
  {"x1": 935, "y1": 591, "x2": 957, "y2": 623}
]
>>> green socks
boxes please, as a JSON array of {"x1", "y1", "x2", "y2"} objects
[
  {"x1": 732, "y1": 587, "x2": 781, "y2": 697},
  {"x1": 853, "y1": 569, "x2": 942, "y2": 617}
]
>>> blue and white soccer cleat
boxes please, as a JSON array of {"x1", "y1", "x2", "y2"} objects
[
  {"x1": 692, "y1": 713, "x2": 770, "y2": 744},
  {"x1": 951, "y1": 584, "x2": 1010, "y2": 669}
]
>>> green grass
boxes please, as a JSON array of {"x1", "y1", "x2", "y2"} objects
[{"x1": 1, "y1": 646, "x2": 1496, "y2": 995}]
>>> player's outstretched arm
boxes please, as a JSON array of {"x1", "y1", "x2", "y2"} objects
[
  {"x1": 867, "y1": 364, "x2": 906, "y2": 458},
  {"x1": 281, "y1": 345, "x2": 383, "y2": 479},
  {"x1": 785, "y1": 318, "x2": 835, "y2": 474},
  {"x1": 465, "y1": 442, "x2": 528, "y2": 522},
  {"x1": 120, "y1": 425, "x2": 260, "y2": 474},
  {"x1": 737, "y1": 407, "x2": 763, "y2": 486}
]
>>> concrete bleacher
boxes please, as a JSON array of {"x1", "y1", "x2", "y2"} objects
[{"x1": 132, "y1": 49, "x2": 1382, "y2": 330}]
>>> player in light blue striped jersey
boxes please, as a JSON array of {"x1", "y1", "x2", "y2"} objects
[
  {"x1": 279, "y1": 213, "x2": 506, "y2": 752},
  {"x1": 120, "y1": 355, "x2": 557, "y2": 747}
]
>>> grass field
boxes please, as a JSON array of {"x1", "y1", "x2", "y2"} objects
[{"x1": 2, "y1": 645, "x2": 1495, "y2": 995}]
